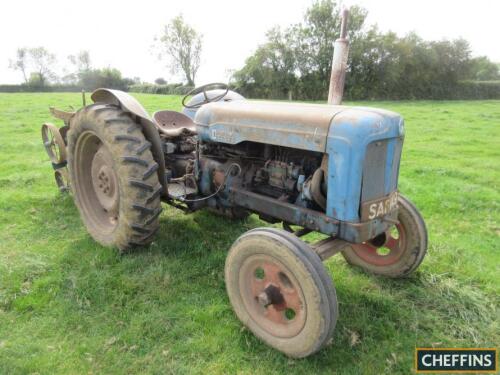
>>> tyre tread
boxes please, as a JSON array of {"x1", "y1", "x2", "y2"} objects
[{"x1": 68, "y1": 104, "x2": 162, "y2": 250}]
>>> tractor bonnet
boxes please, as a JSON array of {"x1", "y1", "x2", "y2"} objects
[{"x1": 194, "y1": 100, "x2": 345, "y2": 152}]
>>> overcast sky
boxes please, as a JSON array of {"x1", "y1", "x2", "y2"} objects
[{"x1": 1, "y1": 0, "x2": 499, "y2": 85}]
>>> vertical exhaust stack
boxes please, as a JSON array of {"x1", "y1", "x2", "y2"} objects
[{"x1": 328, "y1": 8, "x2": 350, "y2": 105}]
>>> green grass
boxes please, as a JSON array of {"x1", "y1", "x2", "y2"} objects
[{"x1": 0, "y1": 93, "x2": 498, "y2": 374}]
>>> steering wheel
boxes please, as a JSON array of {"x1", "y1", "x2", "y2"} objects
[{"x1": 182, "y1": 82, "x2": 229, "y2": 109}]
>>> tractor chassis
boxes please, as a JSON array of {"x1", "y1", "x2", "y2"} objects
[{"x1": 227, "y1": 187, "x2": 398, "y2": 244}]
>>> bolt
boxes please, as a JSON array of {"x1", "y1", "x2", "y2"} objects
[{"x1": 257, "y1": 292, "x2": 271, "y2": 307}]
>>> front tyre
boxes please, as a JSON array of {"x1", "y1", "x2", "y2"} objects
[
  {"x1": 342, "y1": 195, "x2": 428, "y2": 277},
  {"x1": 225, "y1": 228, "x2": 338, "y2": 358},
  {"x1": 67, "y1": 104, "x2": 162, "y2": 250}
]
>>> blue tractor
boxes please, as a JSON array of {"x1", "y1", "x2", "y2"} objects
[{"x1": 41, "y1": 11, "x2": 427, "y2": 358}]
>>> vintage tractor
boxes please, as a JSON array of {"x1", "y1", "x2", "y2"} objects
[{"x1": 41, "y1": 11, "x2": 427, "y2": 358}]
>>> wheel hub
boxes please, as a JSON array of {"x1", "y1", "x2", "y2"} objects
[
  {"x1": 241, "y1": 256, "x2": 306, "y2": 338},
  {"x1": 351, "y1": 223, "x2": 406, "y2": 266},
  {"x1": 91, "y1": 145, "x2": 119, "y2": 214},
  {"x1": 257, "y1": 284, "x2": 285, "y2": 308}
]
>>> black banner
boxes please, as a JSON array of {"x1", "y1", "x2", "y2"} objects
[{"x1": 416, "y1": 348, "x2": 497, "y2": 373}]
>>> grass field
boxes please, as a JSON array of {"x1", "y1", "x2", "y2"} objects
[{"x1": 0, "y1": 93, "x2": 498, "y2": 374}]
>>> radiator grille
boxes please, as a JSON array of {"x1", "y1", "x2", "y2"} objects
[{"x1": 361, "y1": 138, "x2": 403, "y2": 202}]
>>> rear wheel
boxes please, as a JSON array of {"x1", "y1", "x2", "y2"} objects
[
  {"x1": 225, "y1": 228, "x2": 338, "y2": 358},
  {"x1": 342, "y1": 195, "x2": 427, "y2": 277},
  {"x1": 67, "y1": 104, "x2": 162, "y2": 250}
]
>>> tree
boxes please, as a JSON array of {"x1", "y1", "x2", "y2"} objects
[
  {"x1": 294, "y1": 1, "x2": 367, "y2": 98},
  {"x1": 155, "y1": 77, "x2": 167, "y2": 85},
  {"x1": 68, "y1": 50, "x2": 92, "y2": 73},
  {"x1": 295, "y1": 1, "x2": 367, "y2": 78},
  {"x1": 9, "y1": 48, "x2": 29, "y2": 84},
  {"x1": 233, "y1": 0, "x2": 367, "y2": 99},
  {"x1": 469, "y1": 56, "x2": 500, "y2": 81},
  {"x1": 65, "y1": 50, "x2": 136, "y2": 90},
  {"x1": 9, "y1": 47, "x2": 57, "y2": 87},
  {"x1": 158, "y1": 15, "x2": 202, "y2": 86},
  {"x1": 29, "y1": 47, "x2": 57, "y2": 87},
  {"x1": 233, "y1": 0, "x2": 498, "y2": 100},
  {"x1": 233, "y1": 27, "x2": 298, "y2": 99},
  {"x1": 64, "y1": 50, "x2": 93, "y2": 85},
  {"x1": 79, "y1": 67, "x2": 129, "y2": 91}
]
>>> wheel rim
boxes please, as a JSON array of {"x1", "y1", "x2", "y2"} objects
[
  {"x1": 54, "y1": 168, "x2": 70, "y2": 192},
  {"x1": 239, "y1": 254, "x2": 306, "y2": 338},
  {"x1": 350, "y1": 222, "x2": 406, "y2": 266},
  {"x1": 73, "y1": 131, "x2": 119, "y2": 233},
  {"x1": 41, "y1": 123, "x2": 66, "y2": 163},
  {"x1": 91, "y1": 145, "x2": 119, "y2": 212}
]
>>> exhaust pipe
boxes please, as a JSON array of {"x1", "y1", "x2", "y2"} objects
[{"x1": 328, "y1": 8, "x2": 350, "y2": 105}]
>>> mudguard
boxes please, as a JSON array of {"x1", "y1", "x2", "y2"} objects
[{"x1": 90, "y1": 89, "x2": 167, "y2": 195}]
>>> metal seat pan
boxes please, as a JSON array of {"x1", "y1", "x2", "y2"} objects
[{"x1": 153, "y1": 110, "x2": 197, "y2": 137}]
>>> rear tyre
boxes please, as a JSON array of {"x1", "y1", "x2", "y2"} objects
[
  {"x1": 342, "y1": 195, "x2": 427, "y2": 277},
  {"x1": 67, "y1": 104, "x2": 162, "y2": 250},
  {"x1": 225, "y1": 228, "x2": 338, "y2": 358}
]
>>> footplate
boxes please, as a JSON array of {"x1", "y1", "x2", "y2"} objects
[{"x1": 167, "y1": 182, "x2": 197, "y2": 199}]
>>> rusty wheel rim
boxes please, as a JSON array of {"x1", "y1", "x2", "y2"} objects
[
  {"x1": 73, "y1": 131, "x2": 119, "y2": 233},
  {"x1": 239, "y1": 254, "x2": 306, "y2": 338},
  {"x1": 41, "y1": 123, "x2": 66, "y2": 164},
  {"x1": 350, "y1": 223, "x2": 406, "y2": 266},
  {"x1": 54, "y1": 168, "x2": 70, "y2": 192}
]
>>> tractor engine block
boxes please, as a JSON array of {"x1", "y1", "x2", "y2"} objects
[
  {"x1": 255, "y1": 160, "x2": 301, "y2": 192},
  {"x1": 193, "y1": 142, "x2": 325, "y2": 210}
]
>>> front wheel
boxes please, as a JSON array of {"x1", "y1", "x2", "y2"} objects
[
  {"x1": 342, "y1": 195, "x2": 427, "y2": 277},
  {"x1": 225, "y1": 228, "x2": 338, "y2": 358}
]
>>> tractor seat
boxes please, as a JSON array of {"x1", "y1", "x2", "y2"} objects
[{"x1": 153, "y1": 110, "x2": 197, "y2": 138}]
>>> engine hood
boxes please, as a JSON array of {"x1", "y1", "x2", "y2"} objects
[{"x1": 194, "y1": 100, "x2": 402, "y2": 152}]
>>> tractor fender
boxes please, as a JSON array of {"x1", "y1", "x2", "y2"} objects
[{"x1": 90, "y1": 89, "x2": 167, "y2": 196}]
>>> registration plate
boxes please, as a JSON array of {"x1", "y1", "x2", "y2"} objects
[{"x1": 360, "y1": 191, "x2": 399, "y2": 221}]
